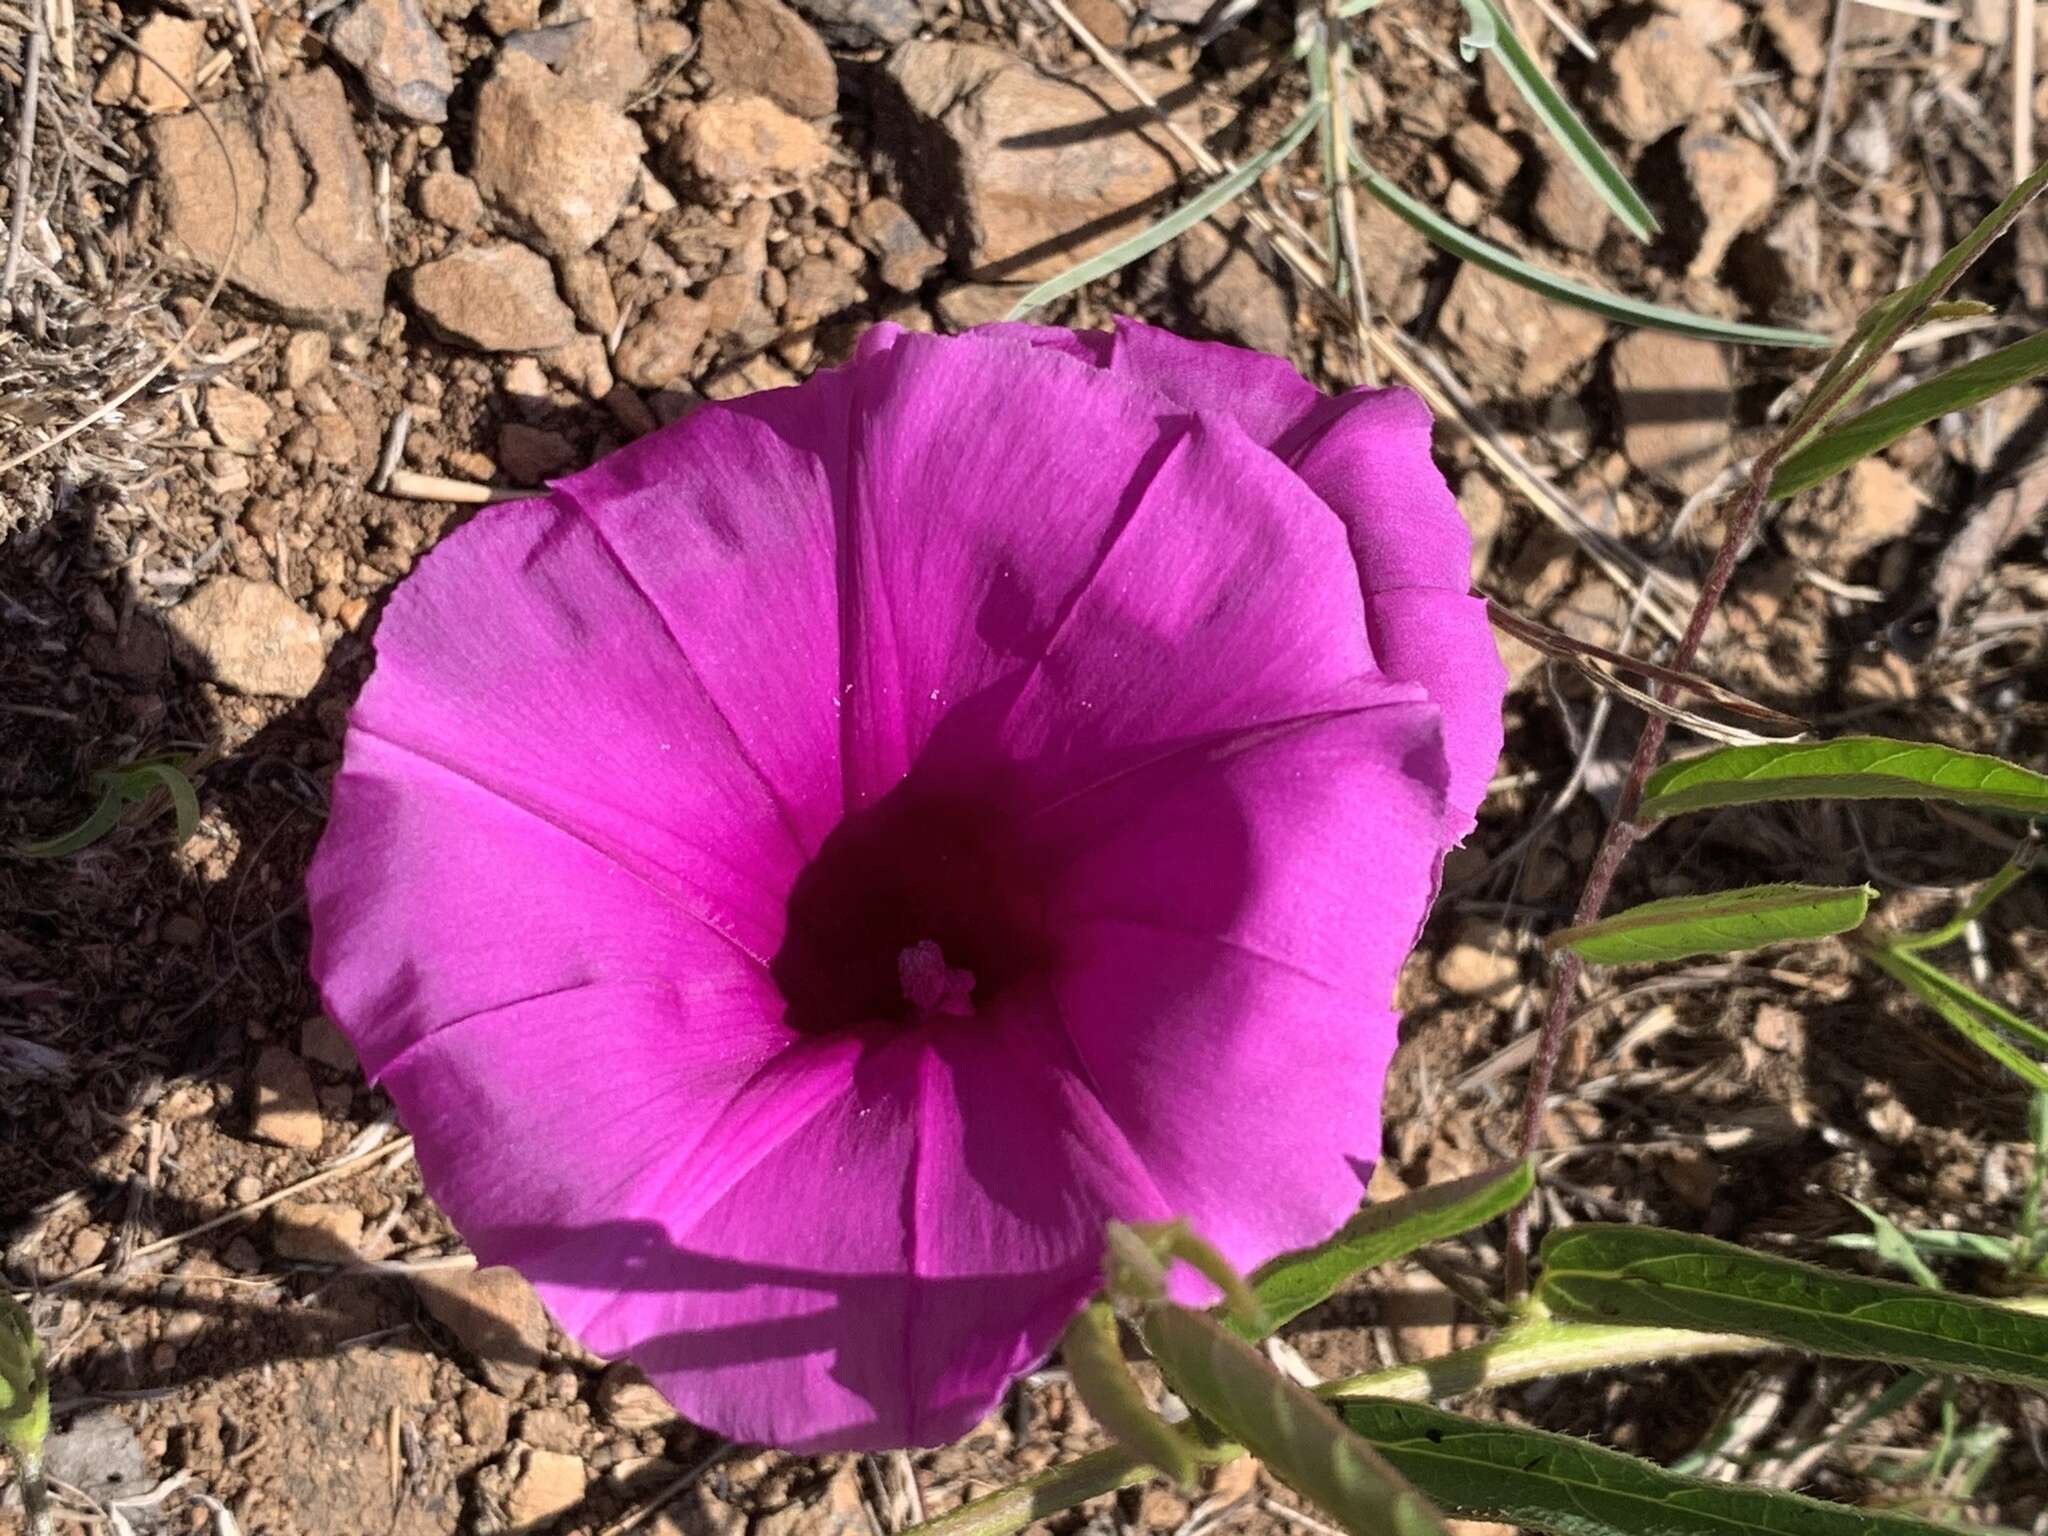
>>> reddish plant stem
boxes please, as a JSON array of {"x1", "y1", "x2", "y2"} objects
[{"x1": 1502, "y1": 459, "x2": 1781, "y2": 1297}]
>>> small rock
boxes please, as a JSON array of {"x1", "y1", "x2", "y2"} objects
[
  {"x1": 472, "y1": 51, "x2": 647, "y2": 257},
  {"x1": 933, "y1": 281, "x2": 1027, "y2": 331},
  {"x1": 417, "y1": 170, "x2": 486, "y2": 232},
  {"x1": 1759, "y1": 0, "x2": 1827, "y2": 75},
  {"x1": 299, "y1": 1014, "x2": 359, "y2": 1073},
  {"x1": 482, "y1": 0, "x2": 540, "y2": 31},
  {"x1": 614, "y1": 294, "x2": 710, "y2": 389},
  {"x1": 168, "y1": 576, "x2": 326, "y2": 697},
  {"x1": 1654, "y1": 0, "x2": 1745, "y2": 43},
  {"x1": 70, "y1": 1228, "x2": 107, "y2": 1267},
  {"x1": 650, "y1": 1482, "x2": 748, "y2": 1536},
  {"x1": 1531, "y1": 155, "x2": 1611, "y2": 253},
  {"x1": 595, "y1": 1361, "x2": 677, "y2": 1431},
  {"x1": 1450, "y1": 122, "x2": 1521, "y2": 195},
  {"x1": 1597, "y1": 17, "x2": 1723, "y2": 145},
  {"x1": 328, "y1": 0, "x2": 454, "y2": 123},
  {"x1": 148, "y1": 68, "x2": 388, "y2": 328},
  {"x1": 42, "y1": 1409, "x2": 149, "y2": 1505},
  {"x1": 1434, "y1": 918, "x2": 1522, "y2": 1002},
  {"x1": 557, "y1": 252, "x2": 621, "y2": 334},
  {"x1": 271, "y1": 1199, "x2": 365, "y2": 1262},
  {"x1": 414, "y1": 1265, "x2": 551, "y2": 1396},
  {"x1": 878, "y1": 40, "x2": 1199, "y2": 282},
  {"x1": 786, "y1": 0, "x2": 926, "y2": 46},
  {"x1": 230, "y1": 1173, "x2": 265, "y2": 1203},
  {"x1": 506, "y1": 1447, "x2": 587, "y2": 1531},
  {"x1": 781, "y1": 254, "x2": 861, "y2": 331},
  {"x1": 1379, "y1": 1271, "x2": 1459, "y2": 1363},
  {"x1": 247, "y1": 1044, "x2": 324, "y2": 1148},
  {"x1": 1357, "y1": 196, "x2": 1432, "y2": 322},
  {"x1": 96, "y1": 13, "x2": 207, "y2": 115},
  {"x1": 311, "y1": 411, "x2": 359, "y2": 466},
  {"x1": 410, "y1": 242, "x2": 578, "y2": 352},
  {"x1": 1443, "y1": 180, "x2": 1484, "y2": 226},
  {"x1": 498, "y1": 423, "x2": 579, "y2": 482},
  {"x1": 283, "y1": 331, "x2": 332, "y2": 390},
  {"x1": 852, "y1": 197, "x2": 943, "y2": 292},
  {"x1": 461, "y1": 1385, "x2": 515, "y2": 1453},
  {"x1": 1753, "y1": 1003, "x2": 1800, "y2": 1051},
  {"x1": 205, "y1": 382, "x2": 273, "y2": 453},
  {"x1": 1611, "y1": 331, "x2": 1731, "y2": 497},
  {"x1": 1437, "y1": 264, "x2": 1606, "y2": 400},
  {"x1": 1678, "y1": 124, "x2": 1777, "y2": 279},
  {"x1": 547, "y1": 332, "x2": 616, "y2": 398},
  {"x1": 699, "y1": 0, "x2": 838, "y2": 120},
  {"x1": 515, "y1": 1405, "x2": 586, "y2": 1454},
  {"x1": 539, "y1": 0, "x2": 654, "y2": 107},
  {"x1": 1173, "y1": 217, "x2": 1291, "y2": 357},
  {"x1": 669, "y1": 94, "x2": 830, "y2": 203},
  {"x1": 1068, "y1": 0, "x2": 1130, "y2": 44},
  {"x1": 754, "y1": 1463, "x2": 864, "y2": 1536}
]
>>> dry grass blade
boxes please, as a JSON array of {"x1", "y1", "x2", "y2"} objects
[
  {"x1": 1, "y1": 24, "x2": 44, "y2": 300},
  {"x1": 0, "y1": 14, "x2": 242, "y2": 478}
]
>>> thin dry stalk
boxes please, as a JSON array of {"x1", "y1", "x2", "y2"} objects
[
  {"x1": 1317, "y1": 0, "x2": 1377, "y2": 385},
  {"x1": 1, "y1": 22, "x2": 43, "y2": 298},
  {"x1": 2017, "y1": 0, "x2": 2037, "y2": 182},
  {"x1": 1806, "y1": 0, "x2": 1853, "y2": 182}
]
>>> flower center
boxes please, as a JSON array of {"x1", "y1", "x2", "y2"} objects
[{"x1": 769, "y1": 776, "x2": 1047, "y2": 1035}]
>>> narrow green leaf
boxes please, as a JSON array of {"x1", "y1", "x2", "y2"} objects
[
  {"x1": 1548, "y1": 883, "x2": 1873, "y2": 966},
  {"x1": 1007, "y1": 102, "x2": 1321, "y2": 319},
  {"x1": 1641, "y1": 737, "x2": 2048, "y2": 820},
  {"x1": 14, "y1": 781, "x2": 128, "y2": 857},
  {"x1": 1143, "y1": 1304, "x2": 1447, "y2": 1536},
  {"x1": 1537, "y1": 1224, "x2": 2048, "y2": 1389},
  {"x1": 1247, "y1": 1162, "x2": 1535, "y2": 1337},
  {"x1": 130, "y1": 762, "x2": 201, "y2": 845},
  {"x1": 1350, "y1": 152, "x2": 1826, "y2": 347},
  {"x1": 1062, "y1": 1301, "x2": 1199, "y2": 1487},
  {"x1": 0, "y1": 1295, "x2": 48, "y2": 1459},
  {"x1": 1864, "y1": 947, "x2": 2048, "y2": 1094},
  {"x1": 1455, "y1": 0, "x2": 1656, "y2": 241},
  {"x1": 1340, "y1": 1398, "x2": 1962, "y2": 1536},
  {"x1": 1844, "y1": 1199, "x2": 1943, "y2": 1290},
  {"x1": 1828, "y1": 1229, "x2": 2016, "y2": 1265},
  {"x1": 1771, "y1": 330, "x2": 2048, "y2": 498}
]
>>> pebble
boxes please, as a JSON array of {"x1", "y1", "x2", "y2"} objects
[
  {"x1": 852, "y1": 198, "x2": 944, "y2": 293},
  {"x1": 614, "y1": 294, "x2": 710, "y2": 389},
  {"x1": 327, "y1": 0, "x2": 454, "y2": 123},
  {"x1": 1597, "y1": 16, "x2": 1724, "y2": 145},
  {"x1": 416, "y1": 170, "x2": 486, "y2": 232},
  {"x1": 413, "y1": 1265, "x2": 552, "y2": 1396},
  {"x1": 670, "y1": 95, "x2": 831, "y2": 204},
  {"x1": 167, "y1": 577, "x2": 326, "y2": 698},
  {"x1": 557, "y1": 252, "x2": 621, "y2": 336},
  {"x1": 471, "y1": 51, "x2": 647, "y2": 257},
  {"x1": 1437, "y1": 264, "x2": 1606, "y2": 400},
  {"x1": 299, "y1": 1014, "x2": 360, "y2": 1074},
  {"x1": 409, "y1": 242, "x2": 578, "y2": 352},
  {"x1": 230, "y1": 1174, "x2": 265, "y2": 1203},
  {"x1": 1611, "y1": 331, "x2": 1733, "y2": 497},
  {"x1": 505, "y1": 1447, "x2": 587, "y2": 1531},
  {"x1": 246, "y1": 1044, "x2": 325, "y2": 1148},
  {"x1": 1449, "y1": 122, "x2": 1521, "y2": 195},
  {"x1": 271, "y1": 1199, "x2": 365, "y2": 1262},
  {"x1": 95, "y1": 13, "x2": 206, "y2": 115},
  {"x1": 699, "y1": 0, "x2": 839, "y2": 120},
  {"x1": 283, "y1": 331, "x2": 332, "y2": 391},
  {"x1": 595, "y1": 1361, "x2": 678, "y2": 1431},
  {"x1": 786, "y1": 0, "x2": 926, "y2": 45},
  {"x1": 1679, "y1": 124, "x2": 1778, "y2": 279},
  {"x1": 1434, "y1": 918, "x2": 1523, "y2": 1002},
  {"x1": 1173, "y1": 218, "x2": 1292, "y2": 357},
  {"x1": 204, "y1": 382, "x2": 273, "y2": 454}
]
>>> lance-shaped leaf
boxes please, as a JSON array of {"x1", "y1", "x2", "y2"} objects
[
  {"x1": 1007, "y1": 101, "x2": 1321, "y2": 319},
  {"x1": 1351, "y1": 151, "x2": 1828, "y2": 348},
  {"x1": 1537, "y1": 1224, "x2": 2048, "y2": 1389},
  {"x1": 1864, "y1": 946, "x2": 2048, "y2": 1094},
  {"x1": 0, "y1": 1295, "x2": 48, "y2": 1459},
  {"x1": 1548, "y1": 884, "x2": 1873, "y2": 966},
  {"x1": 1339, "y1": 1398, "x2": 1964, "y2": 1536},
  {"x1": 1245, "y1": 1161, "x2": 1535, "y2": 1338},
  {"x1": 1142, "y1": 1303, "x2": 1447, "y2": 1536},
  {"x1": 1640, "y1": 737, "x2": 2048, "y2": 820},
  {"x1": 1771, "y1": 330, "x2": 2048, "y2": 498},
  {"x1": 1456, "y1": 0, "x2": 1656, "y2": 241}
]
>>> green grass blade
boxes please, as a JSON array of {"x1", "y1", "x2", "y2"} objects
[
  {"x1": 1456, "y1": 0, "x2": 1657, "y2": 241},
  {"x1": 14, "y1": 780, "x2": 128, "y2": 858},
  {"x1": 1548, "y1": 883, "x2": 1873, "y2": 966},
  {"x1": 1864, "y1": 948, "x2": 2048, "y2": 1093},
  {"x1": 1771, "y1": 330, "x2": 2048, "y2": 498},
  {"x1": 1349, "y1": 151, "x2": 1825, "y2": 347},
  {"x1": 130, "y1": 762, "x2": 202, "y2": 845},
  {"x1": 1340, "y1": 1398, "x2": 1963, "y2": 1536},
  {"x1": 1640, "y1": 737, "x2": 2048, "y2": 820},
  {"x1": 1007, "y1": 102, "x2": 1321, "y2": 320},
  {"x1": 1829, "y1": 1229, "x2": 2016, "y2": 1265},
  {"x1": 1143, "y1": 1304, "x2": 1447, "y2": 1536},
  {"x1": 1844, "y1": 1199, "x2": 1943, "y2": 1290},
  {"x1": 1245, "y1": 1161, "x2": 1535, "y2": 1337},
  {"x1": 1537, "y1": 1224, "x2": 2048, "y2": 1388}
]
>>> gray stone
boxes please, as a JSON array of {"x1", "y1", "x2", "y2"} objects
[{"x1": 328, "y1": 0, "x2": 455, "y2": 122}]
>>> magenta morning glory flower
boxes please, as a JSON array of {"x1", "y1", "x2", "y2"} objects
[{"x1": 307, "y1": 319, "x2": 1505, "y2": 1452}]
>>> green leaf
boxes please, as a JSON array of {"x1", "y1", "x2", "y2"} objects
[
  {"x1": 1548, "y1": 883, "x2": 1874, "y2": 966},
  {"x1": 1640, "y1": 737, "x2": 2048, "y2": 820},
  {"x1": 1339, "y1": 1398, "x2": 1962, "y2": 1536},
  {"x1": 15, "y1": 757, "x2": 202, "y2": 858},
  {"x1": 1349, "y1": 150, "x2": 1828, "y2": 348},
  {"x1": 1455, "y1": 0, "x2": 1656, "y2": 241},
  {"x1": 1142, "y1": 1303, "x2": 1447, "y2": 1536},
  {"x1": 1864, "y1": 946, "x2": 2048, "y2": 1094},
  {"x1": 1007, "y1": 101, "x2": 1321, "y2": 320},
  {"x1": 0, "y1": 1295, "x2": 48, "y2": 1459},
  {"x1": 1771, "y1": 330, "x2": 2048, "y2": 497},
  {"x1": 1537, "y1": 1224, "x2": 2048, "y2": 1389},
  {"x1": 1246, "y1": 1161, "x2": 1535, "y2": 1337},
  {"x1": 1828, "y1": 1229, "x2": 2015, "y2": 1265},
  {"x1": 1844, "y1": 1199, "x2": 1942, "y2": 1290},
  {"x1": 15, "y1": 779, "x2": 129, "y2": 857},
  {"x1": 1061, "y1": 1301, "x2": 1200, "y2": 1487}
]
